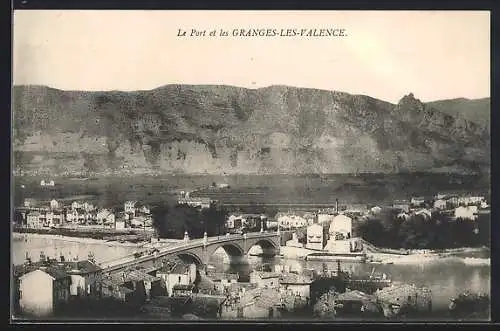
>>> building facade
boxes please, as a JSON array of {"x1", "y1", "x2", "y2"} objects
[{"x1": 306, "y1": 223, "x2": 323, "y2": 250}]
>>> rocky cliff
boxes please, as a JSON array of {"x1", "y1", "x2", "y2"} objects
[{"x1": 12, "y1": 85, "x2": 490, "y2": 176}]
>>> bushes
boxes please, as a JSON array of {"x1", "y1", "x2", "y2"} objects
[
  {"x1": 356, "y1": 211, "x2": 490, "y2": 249},
  {"x1": 151, "y1": 203, "x2": 228, "y2": 239}
]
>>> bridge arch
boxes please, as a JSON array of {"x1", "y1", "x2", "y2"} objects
[
  {"x1": 245, "y1": 238, "x2": 280, "y2": 257},
  {"x1": 175, "y1": 252, "x2": 204, "y2": 267},
  {"x1": 207, "y1": 242, "x2": 246, "y2": 265}
]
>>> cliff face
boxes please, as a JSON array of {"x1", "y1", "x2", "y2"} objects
[
  {"x1": 12, "y1": 85, "x2": 490, "y2": 176},
  {"x1": 426, "y1": 98, "x2": 490, "y2": 132}
]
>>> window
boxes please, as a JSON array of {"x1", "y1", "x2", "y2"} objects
[{"x1": 178, "y1": 276, "x2": 181, "y2": 283}]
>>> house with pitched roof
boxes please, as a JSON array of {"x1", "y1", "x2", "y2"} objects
[{"x1": 18, "y1": 266, "x2": 71, "y2": 317}]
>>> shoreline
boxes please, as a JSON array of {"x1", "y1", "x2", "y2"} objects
[
  {"x1": 279, "y1": 246, "x2": 490, "y2": 266},
  {"x1": 12, "y1": 232, "x2": 143, "y2": 248}
]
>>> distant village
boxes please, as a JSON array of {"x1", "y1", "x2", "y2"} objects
[
  {"x1": 17, "y1": 198, "x2": 154, "y2": 231},
  {"x1": 226, "y1": 192, "x2": 490, "y2": 253},
  {"x1": 16, "y1": 186, "x2": 489, "y2": 235}
]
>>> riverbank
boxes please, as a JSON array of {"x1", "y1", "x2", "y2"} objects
[
  {"x1": 370, "y1": 249, "x2": 490, "y2": 266},
  {"x1": 12, "y1": 232, "x2": 143, "y2": 248},
  {"x1": 279, "y1": 245, "x2": 490, "y2": 266}
]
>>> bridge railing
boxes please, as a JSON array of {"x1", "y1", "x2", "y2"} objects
[{"x1": 101, "y1": 231, "x2": 280, "y2": 270}]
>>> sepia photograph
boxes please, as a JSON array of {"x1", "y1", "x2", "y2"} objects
[{"x1": 11, "y1": 10, "x2": 490, "y2": 322}]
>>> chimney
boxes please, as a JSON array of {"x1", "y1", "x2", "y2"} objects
[
  {"x1": 40, "y1": 251, "x2": 47, "y2": 263},
  {"x1": 335, "y1": 199, "x2": 339, "y2": 213},
  {"x1": 24, "y1": 252, "x2": 32, "y2": 266},
  {"x1": 73, "y1": 255, "x2": 79, "y2": 271}
]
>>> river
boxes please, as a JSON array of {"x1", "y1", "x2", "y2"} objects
[{"x1": 12, "y1": 234, "x2": 490, "y2": 316}]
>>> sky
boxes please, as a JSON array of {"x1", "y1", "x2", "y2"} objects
[{"x1": 13, "y1": 10, "x2": 490, "y2": 103}]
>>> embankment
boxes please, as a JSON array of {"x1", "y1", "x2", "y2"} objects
[{"x1": 12, "y1": 232, "x2": 142, "y2": 248}]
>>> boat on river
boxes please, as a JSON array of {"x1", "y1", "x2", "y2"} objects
[
  {"x1": 306, "y1": 252, "x2": 367, "y2": 263},
  {"x1": 346, "y1": 267, "x2": 392, "y2": 294}
]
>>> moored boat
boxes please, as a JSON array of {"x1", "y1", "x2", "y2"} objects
[{"x1": 306, "y1": 252, "x2": 367, "y2": 263}]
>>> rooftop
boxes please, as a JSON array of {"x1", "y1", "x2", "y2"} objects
[
  {"x1": 208, "y1": 272, "x2": 239, "y2": 282},
  {"x1": 173, "y1": 284, "x2": 195, "y2": 291},
  {"x1": 158, "y1": 262, "x2": 191, "y2": 275},
  {"x1": 18, "y1": 265, "x2": 70, "y2": 280},
  {"x1": 279, "y1": 273, "x2": 313, "y2": 285},
  {"x1": 253, "y1": 271, "x2": 281, "y2": 279},
  {"x1": 122, "y1": 270, "x2": 161, "y2": 283},
  {"x1": 14, "y1": 259, "x2": 101, "y2": 278},
  {"x1": 335, "y1": 290, "x2": 375, "y2": 302}
]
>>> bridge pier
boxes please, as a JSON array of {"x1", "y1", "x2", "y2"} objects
[{"x1": 227, "y1": 254, "x2": 248, "y2": 265}]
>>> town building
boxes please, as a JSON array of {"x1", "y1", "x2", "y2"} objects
[
  {"x1": 370, "y1": 206, "x2": 382, "y2": 214},
  {"x1": 393, "y1": 200, "x2": 410, "y2": 212},
  {"x1": 24, "y1": 198, "x2": 38, "y2": 208},
  {"x1": 100, "y1": 277, "x2": 136, "y2": 303},
  {"x1": 156, "y1": 262, "x2": 197, "y2": 297},
  {"x1": 18, "y1": 267, "x2": 71, "y2": 317},
  {"x1": 232, "y1": 287, "x2": 283, "y2": 319},
  {"x1": 40, "y1": 180, "x2": 55, "y2": 187},
  {"x1": 279, "y1": 273, "x2": 313, "y2": 302},
  {"x1": 208, "y1": 273, "x2": 239, "y2": 292},
  {"x1": 172, "y1": 284, "x2": 195, "y2": 297},
  {"x1": 396, "y1": 212, "x2": 411, "y2": 221},
  {"x1": 323, "y1": 214, "x2": 353, "y2": 253},
  {"x1": 317, "y1": 213, "x2": 335, "y2": 225},
  {"x1": 115, "y1": 218, "x2": 126, "y2": 230},
  {"x1": 454, "y1": 206, "x2": 478, "y2": 221},
  {"x1": 276, "y1": 213, "x2": 308, "y2": 229},
  {"x1": 177, "y1": 197, "x2": 212, "y2": 209},
  {"x1": 71, "y1": 201, "x2": 84, "y2": 211},
  {"x1": 285, "y1": 233, "x2": 304, "y2": 248},
  {"x1": 266, "y1": 219, "x2": 279, "y2": 230},
  {"x1": 120, "y1": 270, "x2": 163, "y2": 301},
  {"x1": 433, "y1": 199, "x2": 447, "y2": 210},
  {"x1": 410, "y1": 196, "x2": 426, "y2": 208},
  {"x1": 458, "y1": 196, "x2": 486, "y2": 206},
  {"x1": 274, "y1": 264, "x2": 291, "y2": 274},
  {"x1": 96, "y1": 209, "x2": 115, "y2": 225},
  {"x1": 435, "y1": 193, "x2": 449, "y2": 200},
  {"x1": 124, "y1": 201, "x2": 137, "y2": 217},
  {"x1": 415, "y1": 209, "x2": 432, "y2": 220},
  {"x1": 26, "y1": 212, "x2": 43, "y2": 229},
  {"x1": 49, "y1": 199, "x2": 59, "y2": 210},
  {"x1": 226, "y1": 215, "x2": 243, "y2": 229},
  {"x1": 66, "y1": 259, "x2": 102, "y2": 297},
  {"x1": 249, "y1": 271, "x2": 280, "y2": 288},
  {"x1": 329, "y1": 214, "x2": 353, "y2": 240},
  {"x1": 306, "y1": 223, "x2": 324, "y2": 250}
]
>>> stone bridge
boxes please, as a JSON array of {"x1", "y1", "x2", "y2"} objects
[{"x1": 100, "y1": 232, "x2": 281, "y2": 275}]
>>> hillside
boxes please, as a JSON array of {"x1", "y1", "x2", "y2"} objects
[
  {"x1": 426, "y1": 98, "x2": 490, "y2": 131},
  {"x1": 12, "y1": 85, "x2": 490, "y2": 176}
]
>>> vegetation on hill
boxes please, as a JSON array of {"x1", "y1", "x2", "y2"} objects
[
  {"x1": 426, "y1": 98, "x2": 490, "y2": 131},
  {"x1": 13, "y1": 85, "x2": 490, "y2": 176},
  {"x1": 356, "y1": 211, "x2": 490, "y2": 249}
]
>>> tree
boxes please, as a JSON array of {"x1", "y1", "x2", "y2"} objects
[
  {"x1": 151, "y1": 202, "x2": 228, "y2": 239},
  {"x1": 357, "y1": 219, "x2": 386, "y2": 247}
]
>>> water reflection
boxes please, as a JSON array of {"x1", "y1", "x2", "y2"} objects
[
  {"x1": 12, "y1": 236, "x2": 137, "y2": 265},
  {"x1": 12, "y1": 236, "x2": 490, "y2": 313},
  {"x1": 210, "y1": 254, "x2": 490, "y2": 311}
]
